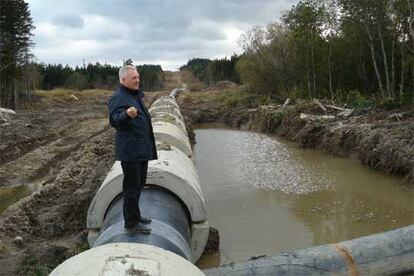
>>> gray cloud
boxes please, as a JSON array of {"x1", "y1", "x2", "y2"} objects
[
  {"x1": 52, "y1": 14, "x2": 84, "y2": 28},
  {"x1": 27, "y1": 0, "x2": 298, "y2": 70}
]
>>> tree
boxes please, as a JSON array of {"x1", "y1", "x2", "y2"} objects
[
  {"x1": 206, "y1": 55, "x2": 240, "y2": 85},
  {"x1": 341, "y1": 0, "x2": 387, "y2": 97},
  {"x1": 0, "y1": 0, "x2": 34, "y2": 108},
  {"x1": 137, "y1": 64, "x2": 164, "y2": 91},
  {"x1": 320, "y1": 0, "x2": 341, "y2": 100},
  {"x1": 64, "y1": 72, "x2": 88, "y2": 91},
  {"x1": 283, "y1": 0, "x2": 325, "y2": 99},
  {"x1": 180, "y1": 58, "x2": 211, "y2": 82}
]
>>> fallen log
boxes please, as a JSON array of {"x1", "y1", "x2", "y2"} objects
[
  {"x1": 248, "y1": 105, "x2": 277, "y2": 113},
  {"x1": 325, "y1": 104, "x2": 348, "y2": 111},
  {"x1": 325, "y1": 104, "x2": 353, "y2": 118},
  {"x1": 300, "y1": 113, "x2": 336, "y2": 121},
  {"x1": 338, "y1": 109, "x2": 353, "y2": 118},
  {"x1": 387, "y1": 112, "x2": 408, "y2": 121},
  {"x1": 0, "y1": 107, "x2": 17, "y2": 126},
  {"x1": 0, "y1": 107, "x2": 17, "y2": 115}
]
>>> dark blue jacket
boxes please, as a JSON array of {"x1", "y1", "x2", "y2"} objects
[{"x1": 108, "y1": 85, "x2": 158, "y2": 162}]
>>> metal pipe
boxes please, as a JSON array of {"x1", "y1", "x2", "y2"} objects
[
  {"x1": 204, "y1": 225, "x2": 414, "y2": 275},
  {"x1": 93, "y1": 185, "x2": 193, "y2": 260}
]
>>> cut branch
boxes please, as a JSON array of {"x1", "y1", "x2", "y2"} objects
[{"x1": 313, "y1": 99, "x2": 327, "y2": 112}]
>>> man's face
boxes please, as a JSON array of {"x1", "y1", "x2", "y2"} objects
[{"x1": 122, "y1": 69, "x2": 140, "y2": 90}]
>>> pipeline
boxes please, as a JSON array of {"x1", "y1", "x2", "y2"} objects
[
  {"x1": 86, "y1": 88, "x2": 208, "y2": 259},
  {"x1": 204, "y1": 225, "x2": 414, "y2": 275},
  {"x1": 51, "y1": 89, "x2": 208, "y2": 275},
  {"x1": 169, "y1": 88, "x2": 185, "y2": 98}
]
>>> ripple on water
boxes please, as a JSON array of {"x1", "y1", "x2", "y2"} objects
[{"x1": 229, "y1": 132, "x2": 334, "y2": 194}]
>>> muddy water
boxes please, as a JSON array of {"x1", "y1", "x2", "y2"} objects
[
  {"x1": 0, "y1": 183, "x2": 42, "y2": 214},
  {"x1": 194, "y1": 124, "x2": 414, "y2": 268}
]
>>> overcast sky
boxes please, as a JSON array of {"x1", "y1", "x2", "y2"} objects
[{"x1": 27, "y1": 0, "x2": 297, "y2": 71}]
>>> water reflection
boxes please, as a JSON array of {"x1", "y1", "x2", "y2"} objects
[{"x1": 193, "y1": 125, "x2": 414, "y2": 268}]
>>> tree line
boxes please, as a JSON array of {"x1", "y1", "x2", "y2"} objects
[
  {"x1": 33, "y1": 62, "x2": 165, "y2": 92},
  {"x1": 180, "y1": 55, "x2": 240, "y2": 86},
  {"x1": 183, "y1": 0, "x2": 413, "y2": 106}
]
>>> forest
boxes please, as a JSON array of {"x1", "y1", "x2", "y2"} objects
[
  {"x1": 183, "y1": 0, "x2": 413, "y2": 107},
  {"x1": 36, "y1": 62, "x2": 164, "y2": 92}
]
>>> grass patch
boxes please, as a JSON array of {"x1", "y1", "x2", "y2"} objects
[
  {"x1": 180, "y1": 70, "x2": 207, "y2": 91},
  {"x1": 179, "y1": 86, "x2": 281, "y2": 109},
  {"x1": 28, "y1": 88, "x2": 114, "y2": 108},
  {"x1": 218, "y1": 89, "x2": 275, "y2": 108},
  {"x1": 21, "y1": 256, "x2": 50, "y2": 276},
  {"x1": 35, "y1": 88, "x2": 113, "y2": 99},
  {"x1": 72, "y1": 242, "x2": 89, "y2": 255}
]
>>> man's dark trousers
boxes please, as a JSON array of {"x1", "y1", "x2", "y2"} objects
[{"x1": 121, "y1": 161, "x2": 148, "y2": 227}]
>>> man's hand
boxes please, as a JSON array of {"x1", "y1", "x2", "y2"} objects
[{"x1": 126, "y1": 107, "x2": 138, "y2": 118}]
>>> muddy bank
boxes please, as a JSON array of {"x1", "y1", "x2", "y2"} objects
[
  {"x1": 0, "y1": 90, "x2": 118, "y2": 275},
  {"x1": 177, "y1": 91, "x2": 414, "y2": 183},
  {"x1": 0, "y1": 129, "x2": 114, "y2": 275},
  {"x1": 0, "y1": 89, "x2": 171, "y2": 275}
]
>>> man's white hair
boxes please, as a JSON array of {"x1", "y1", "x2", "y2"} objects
[{"x1": 119, "y1": 65, "x2": 137, "y2": 83}]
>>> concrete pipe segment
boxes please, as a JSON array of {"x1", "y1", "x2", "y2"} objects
[
  {"x1": 149, "y1": 96, "x2": 192, "y2": 158},
  {"x1": 50, "y1": 243, "x2": 204, "y2": 276}
]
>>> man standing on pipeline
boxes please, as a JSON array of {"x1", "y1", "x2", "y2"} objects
[{"x1": 108, "y1": 65, "x2": 157, "y2": 234}]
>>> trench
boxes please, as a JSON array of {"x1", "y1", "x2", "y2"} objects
[{"x1": 194, "y1": 123, "x2": 414, "y2": 269}]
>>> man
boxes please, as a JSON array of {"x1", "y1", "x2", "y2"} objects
[{"x1": 108, "y1": 65, "x2": 157, "y2": 234}]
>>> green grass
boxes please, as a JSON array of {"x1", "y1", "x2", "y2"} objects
[
  {"x1": 72, "y1": 242, "x2": 90, "y2": 255},
  {"x1": 21, "y1": 256, "x2": 50, "y2": 276},
  {"x1": 35, "y1": 88, "x2": 113, "y2": 99},
  {"x1": 219, "y1": 89, "x2": 276, "y2": 108}
]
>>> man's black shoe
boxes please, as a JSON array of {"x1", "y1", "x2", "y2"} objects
[
  {"x1": 139, "y1": 216, "x2": 152, "y2": 224},
  {"x1": 124, "y1": 224, "x2": 151, "y2": 234}
]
